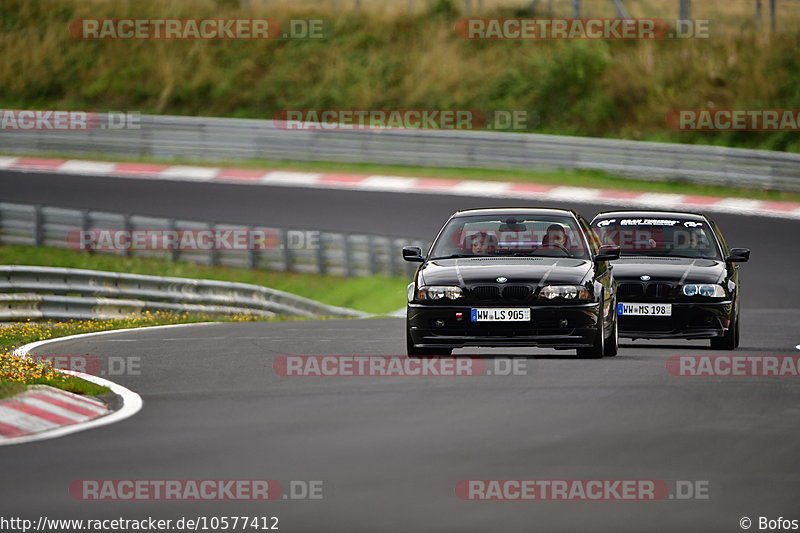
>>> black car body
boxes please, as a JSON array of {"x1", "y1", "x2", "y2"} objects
[
  {"x1": 404, "y1": 208, "x2": 621, "y2": 358},
  {"x1": 590, "y1": 210, "x2": 750, "y2": 349}
]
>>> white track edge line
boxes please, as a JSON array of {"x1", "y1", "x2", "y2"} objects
[{"x1": 1, "y1": 322, "x2": 218, "y2": 446}]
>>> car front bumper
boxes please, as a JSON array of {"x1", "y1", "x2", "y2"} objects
[
  {"x1": 407, "y1": 302, "x2": 602, "y2": 349},
  {"x1": 617, "y1": 300, "x2": 733, "y2": 339}
]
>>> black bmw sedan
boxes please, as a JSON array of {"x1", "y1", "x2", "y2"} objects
[
  {"x1": 590, "y1": 210, "x2": 750, "y2": 349},
  {"x1": 403, "y1": 208, "x2": 621, "y2": 358}
]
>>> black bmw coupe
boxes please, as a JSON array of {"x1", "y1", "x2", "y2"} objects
[
  {"x1": 403, "y1": 208, "x2": 621, "y2": 358},
  {"x1": 590, "y1": 210, "x2": 750, "y2": 349}
]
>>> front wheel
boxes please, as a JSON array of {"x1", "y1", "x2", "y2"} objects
[
  {"x1": 576, "y1": 323, "x2": 604, "y2": 359},
  {"x1": 710, "y1": 306, "x2": 739, "y2": 350},
  {"x1": 407, "y1": 328, "x2": 452, "y2": 357}
]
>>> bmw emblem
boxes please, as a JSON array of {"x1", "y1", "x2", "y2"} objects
[
  {"x1": 496, "y1": 277, "x2": 508, "y2": 283},
  {"x1": 640, "y1": 275, "x2": 651, "y2": 281}
]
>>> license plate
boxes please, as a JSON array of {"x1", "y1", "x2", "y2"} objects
[
  {"x1": 617, "y1": 303, "x2": 672, "y2": 316},
  {"x1": 471, "y1": 308, "x2": 531, "y2": 322}
]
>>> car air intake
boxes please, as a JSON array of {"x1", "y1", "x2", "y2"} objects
[
  {"x1": 472, "y1": 286, "x2": 501, "y2": 300},
  {"x1": 617, "y1": 283, "x2": 644, "y2": 300},
  {"x1": 646, "y1": 283, "x2": 673, "y2": 298},
  {"x1": 502, "y1": 285, "x2": 531, "y2": 300}
]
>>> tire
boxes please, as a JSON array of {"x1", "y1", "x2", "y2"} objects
[
  {"x1": 710, "y1": 306, "x2": 739, "y2": 350},
  {"x1": 406, "y1": 328, "x2": 452, "y2": 357},
  {"x1": 604, "y1": 315, "x2": 619, "y2": 357},
  {"x1": 576, "y1": 318, "x2": 604, "y2": 359}
]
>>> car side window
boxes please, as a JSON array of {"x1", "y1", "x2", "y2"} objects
[
  {"x1": 710, "y1": 220, "x2": 730, "y2": 257},
  {"x1": 578, "y1": 216, "x2": 600, "y2": 255}
]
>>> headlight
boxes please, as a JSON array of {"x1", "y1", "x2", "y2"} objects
[
  {"x1": 682, "y1": 284, "x2": 726, "y2": 297},
  {"x1": 417, "y1": 286, "x2": 463, "y2": 300},
  {"x1": 539, "y1": 285, "x2": 591, "y2": 301},
  {"x1": 407, "y1": 282, "x2": 415, "y2": 302}
]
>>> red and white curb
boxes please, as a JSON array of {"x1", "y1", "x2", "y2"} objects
[
  {"x1": 2, "y1": 156, "x2": 799, "y2": 220},
  {"x1": 0, "y1": 385, "x2": 109, "y2": 439},
  {"x1": 0, "y1": 325, "x2": 230, "y2": 445}
]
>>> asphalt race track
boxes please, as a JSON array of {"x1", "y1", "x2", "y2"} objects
[{"x1": 2, "y1": 169, "x2": 800, "y2": 532}]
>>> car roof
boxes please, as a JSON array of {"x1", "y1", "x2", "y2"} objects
[
  {"x1": 591, "y1": 210, "x2": 709, "y2": 222},
  {"x1": 452, "y1": 207, "x2": 580, "y2": 219}
]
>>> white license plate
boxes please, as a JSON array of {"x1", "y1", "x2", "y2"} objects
[
  {"x1": 617, "y1": 303, "x2": 672, "y2": 316},
  {"x1": 471, "y1": 308, "x2": 531, "y2": 322}
]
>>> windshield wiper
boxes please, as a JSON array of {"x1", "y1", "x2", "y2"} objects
[{"x1": 429, "y1": 254, "x2": 490, "y2": 260}]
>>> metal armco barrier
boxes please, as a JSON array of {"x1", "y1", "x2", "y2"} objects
[
  {"x1": 0, "y1": 202, "x2": 428, "y2": 279},
  {"x1": 2, "y1": 113, "x2": 799, "y2": 191},
  {"x1": 0, "y1": 266, "x2": 367, "y2": 321}
]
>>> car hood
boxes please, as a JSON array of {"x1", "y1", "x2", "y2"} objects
[
  {"x1": 612, "y1": 256, "x2": 725, "y2": 284},
  {"x1": 419, "y1": 257, "x2": 592, "y2": 286}
]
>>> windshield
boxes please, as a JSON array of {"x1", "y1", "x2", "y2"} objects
[
  {"x1": 429, "y1": 214, "x2": 590, "y2": 259},
  {"x1": 592, "y1": 216, "x2": 722, "y2": 260}
]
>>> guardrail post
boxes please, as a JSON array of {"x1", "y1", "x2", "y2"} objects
[
  {"x1": 33, "y1": 204, "x2": 44, "y2": 246},
  {"x1": 342, "y1": 234, "x2": 352, "y2": 278},
  {"x1": 281, "y1": 228, "x2": 292, "y2": 272},
  {"x1": 755, "y1": 0, "x2": 762, "y2": 28},
  {"x1": 168, "y1": 218, "x2": 179, "y2": 262},
  {"x1": 316, "y1": 232, "x2": 327, "y2": 275},
  {"x1": 81, "y1": 209, "x2": 93, "y2": 255},
  {"x1": 123, "y1": 214, "x2": 133, "y2": 258},
  {"x1": 611, "y1": 0, "x2": 630, "y2": 19},
  {"x1": 679, "y1": 0, "x2": 691, "y2": 21},
  {"x1": 209, "y1": 222, "x2": 220, "y2": 267},
  {"x1": 249, "y1": 225, "x2": 259, "y2": 270},
  {"x1": 770, "y1": 0, "x2": 776, "y2": 32},
  {"x1": 367, "y1": 235, "x2": 377, "y2": 276}
]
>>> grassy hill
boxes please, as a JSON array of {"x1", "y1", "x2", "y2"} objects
[{"x1": 2, "y1": 0, "x2": 799, "y2": 151}]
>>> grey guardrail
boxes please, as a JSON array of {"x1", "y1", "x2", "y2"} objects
[
  {"x1": 0, "y1": 202, "x2": 428, "y2": 279},
  {"x1": 3, "y1": 112, "x2": 800, "y2": 191},
  {"x1": 0, "y1": 266, "x2": 367, "y2": 321}
]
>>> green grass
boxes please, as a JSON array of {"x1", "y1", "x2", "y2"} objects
[
  {"x1": 0, "y1": 245, "x2": 410, "y2": 314},
  {"x1": 0, "y1": 380, "x2": 25, "y2": 401},
  {"x1": 10, "y1": 376, "x2": 110, "y2": 397},
  {"x1": 4, "y1": 150, "x2": 799, "y2": 203}
]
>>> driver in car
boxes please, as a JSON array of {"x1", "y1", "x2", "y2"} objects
[
  {"x1": 541, "y1": 224, "x2": 568, "y2": 249},
  {"x1": 470, "y1": 231, "x2": 498, "y2": 254}
]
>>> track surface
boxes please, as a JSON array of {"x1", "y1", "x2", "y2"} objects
[{"x1": 2, "y1": 169, "x2": 800, "y2": 532}]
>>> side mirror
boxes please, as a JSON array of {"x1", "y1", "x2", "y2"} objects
[
  {"x1": 402, "y1": 246, "x2": 424, "y2": 263},
  {"x1": 595, "y1": 245, "x2": 620, "y2": 262},
  {"x1": 726, "y1": 248, "x2": 750, "y2": 263}
]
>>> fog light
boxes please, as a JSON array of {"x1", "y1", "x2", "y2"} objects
[
  {"x1": 435, "y1": 319, "x2": 445, "y2": 328},
  {"x1": 559, "y1": 319, "x2": 569, "y2": 328}
]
